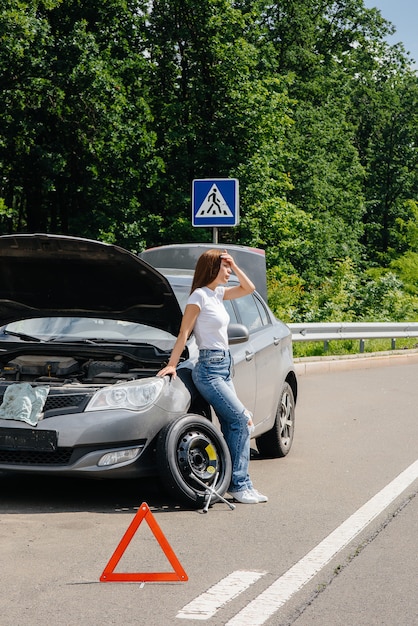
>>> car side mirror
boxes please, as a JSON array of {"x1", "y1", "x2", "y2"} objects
[{"x1": 227, "y1": 323, "x2": 249, "y2": 345}]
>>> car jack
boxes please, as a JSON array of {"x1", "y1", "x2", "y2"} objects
[{"x1": 190, "y1": 472, "x2": 236, "y2": 513}]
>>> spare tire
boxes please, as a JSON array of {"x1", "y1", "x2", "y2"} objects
[{"x1": 157, "y1": 414, "x2": 232, "y2": 508}]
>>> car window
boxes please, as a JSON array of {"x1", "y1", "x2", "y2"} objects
[
  {"x1": 222, "y1": 299, "x2": 238, "y2": 324},
  {"x1": 233, "y1": 294, "x2": 266, "y2": 333},
  {"x1": 254, "y1": 294, "x2": 270, "y2": 325}
]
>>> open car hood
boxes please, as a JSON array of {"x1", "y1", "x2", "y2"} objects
[{"x1": 0, "y1": 233, "x2": 183, "y2": 335}]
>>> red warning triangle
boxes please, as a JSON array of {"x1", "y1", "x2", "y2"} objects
[{"x1": 100, "y1": 502, "x2": 188, "y2": 583}]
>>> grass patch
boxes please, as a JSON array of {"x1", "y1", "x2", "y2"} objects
[{"x1": 292, "y1": 337, "x2": 418, "y2": 358}]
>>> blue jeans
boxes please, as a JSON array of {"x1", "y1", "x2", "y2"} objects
[{"x1": 192, "y1": 349, "x2": 253, "y2": 493}]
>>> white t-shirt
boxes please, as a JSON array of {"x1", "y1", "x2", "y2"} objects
[{"x1": 188, "y1": 286, "x2": 230, "y2": 350}]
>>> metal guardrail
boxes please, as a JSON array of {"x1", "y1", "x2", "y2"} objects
[{"x1": 288, "y1": 322, "x2": 418, "y2": 352}]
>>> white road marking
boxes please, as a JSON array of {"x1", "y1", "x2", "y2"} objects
[
  {"x1": 226, "y1": 459, "x2": 418, "y2": 625},
  {"x1": 176, "y1": 570, "x2": 266, "y2": 620}
]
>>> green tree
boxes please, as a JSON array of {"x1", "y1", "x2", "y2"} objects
[
  {"x1": 0, "y1": 0, "x2": 160, "y2": 250},
  {"x1": 245, "y1": 0, "x2": 417, "y2": 291},
  {"x1": 237, "y1": 1, "x2": 374, "y2": 282},
  {"x1": 352, "y1": 63, "x2": 418, "y2": 265},
  {"x1": 144, "y1": 0, "x2": 294, "y2": 245}
]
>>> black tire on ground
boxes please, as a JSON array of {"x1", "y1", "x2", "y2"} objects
[
  {"x1": 256, "y1": 382, "x2": 295, "y2": 458},
  {"x1": 156, "y1": 414, "x2": 232, "y2": 508}
]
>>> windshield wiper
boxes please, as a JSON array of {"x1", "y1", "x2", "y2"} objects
[
  {"x1": 4, "y1": 330, "x2": 43, "y2": 342},
  {"x1": 47, "y1": 337, "x2": 97, "y2": 344},
  {"x1": 48, "y1": 337, "x2": 133, "y2": 344}
]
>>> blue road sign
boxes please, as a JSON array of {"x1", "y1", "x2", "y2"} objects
[{"x1": 192, "y1": 179, "x2": 239, "y2": 227}]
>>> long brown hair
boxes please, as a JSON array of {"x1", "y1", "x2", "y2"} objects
[{"x1": 190, "y1": 249, "x2": 223, "y2": 293}]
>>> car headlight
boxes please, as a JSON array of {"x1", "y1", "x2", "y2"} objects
[{"x1": 85, "y1": 378, "x2": 165, "y2": 412}]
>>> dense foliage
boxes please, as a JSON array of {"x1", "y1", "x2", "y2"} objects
[{"x1": 1, "y1": 0, "x2": 417, "y2": 322}]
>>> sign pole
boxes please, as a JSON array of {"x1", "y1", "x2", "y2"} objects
[{"x1": 213, "y1": 227, "x2": 218, "y2": 244}]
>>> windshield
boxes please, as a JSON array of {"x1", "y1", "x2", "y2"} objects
[{"x1": 3, "y1": 317, "x2": 177, "y2": 342}]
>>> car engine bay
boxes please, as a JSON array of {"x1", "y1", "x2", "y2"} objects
[
  {"x1": 0, "y1": 346, "x2": 176, "y2": 385},
  {"x1": 0, "y1": 353, "x2": 161, "y2": 385}
]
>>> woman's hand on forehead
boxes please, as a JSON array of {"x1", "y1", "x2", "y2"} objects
[{"x1": 220, "y1": 250, "x2": 232, "y2": 264}]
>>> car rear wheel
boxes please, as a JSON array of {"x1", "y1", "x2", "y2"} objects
[
  {"x1": 157, "y1": 414, "x2": 232, "y2": 508},
  {"x1": 256, "y1": 382, "x2": 295, "y2": 458}
]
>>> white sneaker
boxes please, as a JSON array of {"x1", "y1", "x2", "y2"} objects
[
  {"x1": 250, "y1": 488, "x2": 268, "y2": 503},
  {"x1": 230, "y1": 489, "x2": 259, "y2": 504}
]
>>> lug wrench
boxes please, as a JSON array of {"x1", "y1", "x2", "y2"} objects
[{"x1": 190, "y1": 472, "x2": 236, "y2": 513}]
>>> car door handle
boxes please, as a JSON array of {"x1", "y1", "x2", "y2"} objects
[{"x1": 245, "y1": 350, "x2": 255, "y2": 361}]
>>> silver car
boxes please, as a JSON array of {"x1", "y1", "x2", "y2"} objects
[{"x1": 0, "y1": 234, "x2": 297, "y2": 507}]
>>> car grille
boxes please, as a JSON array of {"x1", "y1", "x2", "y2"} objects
[
  {"x1": 0, "y1": 389, "x2": 92, "y2": 416},
  {"x1": 43, "y1": 392, "x2": 90, "y2": 415},
  {"x1": 0, "y1": 448, "x2": 73, "y2": 465}
]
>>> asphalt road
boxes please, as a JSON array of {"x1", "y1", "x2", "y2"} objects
[{"x1": 1, "y1": 357, "x2": 417, "y2": 626}]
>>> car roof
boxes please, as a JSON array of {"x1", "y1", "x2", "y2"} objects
[
  {"x1": 0, "y1": 233, "x2": 183, "y2": 335},
  {"x1": 140, "y1": 243, "x2": 268, "y2": 301}
]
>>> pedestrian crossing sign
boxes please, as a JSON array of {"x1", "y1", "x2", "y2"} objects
[{"x1": 192, "y1": 179, "x2": 239, "y2": 227}]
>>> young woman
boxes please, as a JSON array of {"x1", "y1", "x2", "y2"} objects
[{"x1": 157, "y1": 249, "x2": 268, "y2": 504}]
